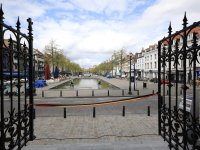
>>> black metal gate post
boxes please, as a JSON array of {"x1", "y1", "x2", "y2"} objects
[
  {"x1": 0, "y1": 4, "x2": 5, "y2": 149},
  {"x1": 27, "y1": 17, "x2": 34, "y2": 141},
  {"x1": 158, "y1": 41, "x2": 161, "y2": 135},
  {"x1": 0, "y1": 4, "x2": 34, "y2": 150},
  {"x1": 158, "y1": 13, "x2": 200, "y2": 150}
]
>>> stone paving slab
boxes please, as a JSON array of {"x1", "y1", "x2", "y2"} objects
[
  {"x1": 27, "y1": 114, "x2": 158, "y2": 145},
  {"x1": 23, "y1": 139, "x2": 169, "y2": 150}
]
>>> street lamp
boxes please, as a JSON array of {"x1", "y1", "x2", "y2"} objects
[
  {"x1": 128, "y1": 53, "x2": 133, "y2": 95},
  {"x1": 33, "y1": 54, "x2": 36, "y2": 80},
  {"x1": 133, "y1": 61, "x2": 136, "y2": 90}
]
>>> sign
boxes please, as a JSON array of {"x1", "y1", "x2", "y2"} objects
[
  {"x1": 197, "y1": 69, "x2": 200, "y2": 77},
  {"x1": 130, "y1": 76, "x2": 135, "y2": 82}
]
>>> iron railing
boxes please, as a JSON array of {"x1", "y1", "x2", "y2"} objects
[
  {"x1": 0, "y1": 4, "x2": 34, "y2": 150},
  {"x1": 158, "y1": 13, "x2": 200, "y2": 150}
]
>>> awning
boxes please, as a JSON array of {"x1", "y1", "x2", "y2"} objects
[{"x1": 3, "y1": 71, "x2": 25, "y2": 78}]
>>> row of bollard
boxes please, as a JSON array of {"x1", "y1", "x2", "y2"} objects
[
  {"x1": 63, "y1": 105, "x2": 151, "y2": 118},
  {"x1": 42, "y1": 89, "x2": 139, "y2": 97},
  {"x1": 42, "y1": 87, "x2": 182, "y2": 98},
  {"x1": 165, "y1": 89, "x2": 182, "y2": 95}
]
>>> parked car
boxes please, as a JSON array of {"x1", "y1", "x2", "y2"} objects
[
  {"x1": 142, "y1": 77, "x2": 148, "y2": 81},
  {"x1": 4, "y1": 78, "x2": 18, "y2": 85},
  {"x1": 161, "y1": 79, "x2": 169, "y2": 84},
  {"x1": 136, "y1": 77, "x2": 142, "y2": 80},
  {"x1": 150, "y1": 78, "x2": 158, "y2": 83},
  {"x1": 20, "y1": 78, "x2": 28, "y2": 83},
  {"x1": 106, "y1": 74, "x2": 112, "y2": 78},
  {"x1": 121, "y1": 74, "x2": 126, "y2": 78}
]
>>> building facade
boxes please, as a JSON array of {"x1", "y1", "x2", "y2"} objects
[
  {"x1": 33, "y1": 49, "x2": 45, "y2": 79},
  {"x1": 135, "y1": 26, "x2": 200, "y2": 82},
  {"x1": 136, "y1": 44, "x2": 158, "y2": 80}
]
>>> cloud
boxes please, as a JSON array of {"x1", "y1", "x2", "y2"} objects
[
  {"x1": 70, "y1": 0, "x2": 128, "y2": 14},
  {"x1": 1, "y1": 0, "x2": 46, "y2": 24},
  {"x1": 1, "y1": 0, "x2": 200, "y2": 69}
]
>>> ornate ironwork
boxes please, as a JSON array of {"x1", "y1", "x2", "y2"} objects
[
  {"x1": 0, "y1": 4, "x2": 35, "y2": 150},
  {"x1": 158, "y1": 13, "x2": 200, "y2": 150}
]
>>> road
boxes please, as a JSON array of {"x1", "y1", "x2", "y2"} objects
[
  {"x1": 34, "y1": 95, "x2": 158, "y2": 117},
  {"x1": 2, "y1": 95, "x2": 158, "y2": 118}
]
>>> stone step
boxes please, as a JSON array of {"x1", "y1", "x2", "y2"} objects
[{"x1": 23, "y1": 137, "x2": 169, "y2": 150}]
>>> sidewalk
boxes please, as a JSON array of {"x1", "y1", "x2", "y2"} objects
[
  {"x1": 27, "y1": 115, "x2": 159, "y2": 145},
  {"x1": 98, "y1": 76, "x2": 158, "y2": 95},
  {"x1": 23, "y1": 115, "x2": 168, "y2": 150}
]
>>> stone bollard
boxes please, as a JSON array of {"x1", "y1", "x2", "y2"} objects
[
  {"x1": 42, "y1": 91, "x2": 44, "y2": 97},
  {"x1": 92, "y1": 90, "x2": 94, "y2": 96},
  {"x1": 122, "y1": 89, "x2": 124, "y2": 96},
  {"x1": 122, "y1": 106, "x2": 125, "y2": 117},
  {"x1": 147, "y1": 106, "x2": 150, "y2": 116},
  {"x1": 76, "y1": 90, "x2": 78, "y2": 96},
  {"x1": 60, "y1": 90, "x2": 62, "y2": 97},
  {"x1": 93, "y1": 107, "x2": 96, "y2": 118},
  {"x1": 64, "y1": 108, "x2": 66, "y2": 118}
]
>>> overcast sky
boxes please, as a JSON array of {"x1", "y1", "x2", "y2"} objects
[{"x1": 1, "y1": 0, "x2": 200, "y2": 68}]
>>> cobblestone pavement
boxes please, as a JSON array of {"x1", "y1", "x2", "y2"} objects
[{"x1": 27, "y1": 114, "x2": 159, "y2": 145}]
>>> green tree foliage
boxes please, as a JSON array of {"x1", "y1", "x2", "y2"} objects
[
  {"x1": 44, "y1": 40, "x2": 83, "y2": 73},
  {"x1": 91, "y1": 48, "x2": 127, "y2": 75}
]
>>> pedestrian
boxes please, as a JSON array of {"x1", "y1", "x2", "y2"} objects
[{"x1": 70, "y1": 80, "x2": 74, "y2": 87}]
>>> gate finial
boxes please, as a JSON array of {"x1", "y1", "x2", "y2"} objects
[
  {"x1": 27, "y1": 18, "x2": 33, "y2": 37},
  {"x1": 168, "y1": 22, "x2": 172, "y2": 35},
  {"x1": 8, "y1": 35, "x2": 13, "y2": 48},
  {"x1": 183, "y1": 12, "x2": 188, "y2": 28},
  {"x1": 0, "y1": 4, "x2": 4, "y2": 20},
  {"x1": 16, "y1": 16, "x2": 21, "y2": 30}
]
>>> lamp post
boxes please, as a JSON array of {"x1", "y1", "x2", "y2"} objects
[
  {"x1": 128, "y1": 53, "x2": 133, "y2": 95},
  {"x1": 33, "y1": 54, "x2": 36, "y2": 96},
  {"x1": 33, "y1": 54, "x2": 36, "y2": 80},
  {"x1": 52, "y1": 47, "x2": 54, "y2": 78},
  {"x1": 133, "y1": 62, "x2": 136, "y2": 90}
]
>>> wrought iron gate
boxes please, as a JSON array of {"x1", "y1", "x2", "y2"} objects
[
  {"x1": 0, "y1": 5, "x2": 35, "y2": 150},
  {"x1": 158, "y1": 14, "x2": 200, "y2": 150}
]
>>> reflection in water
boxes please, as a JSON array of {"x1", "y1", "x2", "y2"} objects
[{"x1": 52, "y1": 78, "x2": 118, "y2": 90}]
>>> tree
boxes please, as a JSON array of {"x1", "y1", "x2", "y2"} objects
[
  {"x1": 91, "y1": 48, "x2": 127, "y2": 76},
  {"x1": 112, "y1": 49, "x2": 127, "y2": 76},
  {"x1": 44, "y1": 40, "x2": 60, "y2": 76},
  {"x1": 44, "y1": 40, "x2": 83, "y2": 77}
]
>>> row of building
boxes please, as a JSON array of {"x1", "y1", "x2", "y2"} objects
[
  {"x1": 3, "y1": 39, "x2": 45, "y2": 79},
  {"x1": 110, "y1": 27, "x2": 200, "y2": 83}
]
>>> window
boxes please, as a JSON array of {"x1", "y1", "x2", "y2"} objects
[
  {"x1": 154, "y1": 62, "x2": 157, "y2": 68},
  {"x1": 155, "y1": 54, "x2": 156, "y2": 59}
]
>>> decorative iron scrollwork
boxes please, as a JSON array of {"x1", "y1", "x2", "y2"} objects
[
  {"x1": 0, "y1": 4, "x2": 34, "y2": 150},
  {"x1": 158, "y1": 13, "x2": 200, "y2": 150}
]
